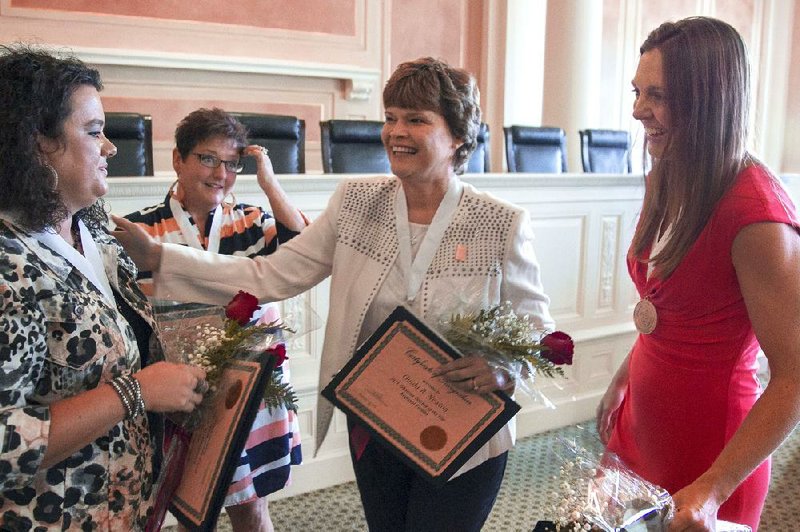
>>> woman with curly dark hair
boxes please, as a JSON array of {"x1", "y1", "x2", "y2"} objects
[{"x1": 0, "y1": 45, "x2": 207, "y2": 530}]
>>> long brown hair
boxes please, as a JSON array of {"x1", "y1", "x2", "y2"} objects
[{"x1": 631, "y1": 17, "x2": 750, "y2": 277}]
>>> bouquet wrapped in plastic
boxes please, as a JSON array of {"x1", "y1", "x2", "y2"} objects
[
  {"x1": 436, "y1": 302, "x2": 574, "y2": 404},
  {"x1": 543, "y1": 433, "x2": 752, "y2": 532},
  {"x1": 146, "y1": 291, "x2": 310, "y2": 531},
  {"x1": 547, "y1": 435, "x2": 672, "y2": 531},
  {"x1": 152, "y1": 291, "x2": 297, "y2": 429}
]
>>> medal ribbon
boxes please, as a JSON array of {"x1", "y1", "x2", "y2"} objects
[
  {"x1": 32, "y1": 220, "x2": 116, "y2": 307},
  {"x1": 394, "y1": 178, "x2": 463, "y2": 302},
  {"x1": 169, "y1": 182, "x2": 223, "y2": 253}
]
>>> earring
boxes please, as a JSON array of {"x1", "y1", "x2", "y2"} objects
[
  {"x1": 44, "y1": 162, "x2": 59, "y2": 190},
  {"x1": 223, "y1": 191, "x2": 237, "y2": 206}
]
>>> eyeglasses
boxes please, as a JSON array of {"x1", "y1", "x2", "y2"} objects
[{"x1": 193, "y1": 153, "x2": 244, "y2": 173}]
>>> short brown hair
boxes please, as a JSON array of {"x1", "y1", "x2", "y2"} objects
[
  {"x1": 383, "y1": 57, "x2": 481, "y2": 174},
  {"x1": 174, "y1": 108, "x2": 248, "y2": 159}
]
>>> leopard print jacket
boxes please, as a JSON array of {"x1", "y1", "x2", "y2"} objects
[{"x1": 0, "y1": 219, "x2": 161, "y2": 531}]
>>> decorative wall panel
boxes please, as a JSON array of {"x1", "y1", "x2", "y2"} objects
[
  {"x1": 529, "y1": 215, "x2": 586, "y2": 320},
  {"x1": 2, "y1": 0, "x2": 376, "y2": 65},
  {"x1": 12, "y1": 0, "x2": 357, "y2": 35},
  {"x1": 598, "y1": 215, "x2": 620, "y2": 311}
]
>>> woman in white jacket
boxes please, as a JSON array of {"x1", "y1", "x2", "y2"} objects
[{"x1": 114, "y1": 57, "x2": 553, "y2": 531}]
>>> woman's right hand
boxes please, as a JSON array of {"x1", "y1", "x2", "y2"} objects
[
  {"x1": 595, "y1": 354, "x2": 631, "y2": 444},
  {"x1": 111, "y1": 215, "x2": 163, "y2": 272},
  {"x1": 242, "y1": 144, "x2": 277, "y2": 192},
  {"x1": 135, "y1": 362, "x2": 207, "y2": 413},
  {"x1": 596, "y1": 381, "x2": 626, "y2": 444}
]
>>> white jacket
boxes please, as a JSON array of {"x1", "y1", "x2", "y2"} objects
[{"x1": 156, "y1": 176, "x2": 554, "y2": 473}]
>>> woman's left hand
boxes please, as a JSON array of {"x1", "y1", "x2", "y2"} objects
[
  {"x1": 432, "y1": 356, "x2": 511, "y2": 394},
  {"x1": 242, "y1": 144, "x2": 277, "y2": 191},
  {"x1": 668, "y1": 482, "x2": 721, "y2": 531}
]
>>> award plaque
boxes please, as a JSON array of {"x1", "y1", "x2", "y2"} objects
[
  {"x1": 169, "y1": 356, "x2": 274, "y2": 531},
  {"x1": 322, "y1": 306, "x2": 520, "y2": 485}
]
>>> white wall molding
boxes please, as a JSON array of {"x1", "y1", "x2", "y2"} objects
[
  {"x1": 69, "y1": 46, "x2": 379, "y2": 100},
  {"x1": 1, "y1": 0, "x2": 384, "y2": 95}
]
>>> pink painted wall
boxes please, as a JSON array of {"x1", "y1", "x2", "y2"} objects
[
  {"x1": 715, "y1": 0, "x2": 756, "y2": 47},
  {"x1": 462, "y1": 1, "x2": 484, "y2": 86},
  {"x1": 639, "y1": 0, "x2": 699, "y2": 34},
  {"x1": 389, "y1": 0, "x2": 466, "y2": 71},
  {"x1": 12, "y1": 0, "x2": 356, "y2": 35}
]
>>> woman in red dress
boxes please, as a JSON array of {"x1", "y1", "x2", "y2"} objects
[{"x1": 596, "y1": 17, "x2": 800, "y2": 531}]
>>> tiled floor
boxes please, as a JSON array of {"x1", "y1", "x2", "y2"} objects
[{"x1": 193, "y1": 420, "x2": 799, "y2": 531}]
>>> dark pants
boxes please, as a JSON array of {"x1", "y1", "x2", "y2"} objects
[{"x1": 348, "y1": 422, "x2": 508, "y2": 532}]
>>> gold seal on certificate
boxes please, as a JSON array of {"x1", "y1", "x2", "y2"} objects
[
  {"x1": 170, "y1": 357, "x2": 273, "y2": 531},
  {"x1": 322, "y1": 306, "x2": 520, "y2": 484},
  {"x1": 633, "y1": 298, "x2": 657, "y2": 334}
]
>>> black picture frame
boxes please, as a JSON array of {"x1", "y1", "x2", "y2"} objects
[
  {"x1": 322, "y1": 306, "x2": 520, "y2": 485},
  {"x1": 169, "y1": 354, "x2": 275, "y2": 531}
]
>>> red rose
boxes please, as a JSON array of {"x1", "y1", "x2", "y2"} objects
[
  {"x1": 541, "y1": 331, "x2": 574, "y2": 365},
  {"x1": 225, "y1": 291, "x2": 260, "y2": 326},
  {"x1": 268, "y1": 343, "x2": 288, "y2": 367}
]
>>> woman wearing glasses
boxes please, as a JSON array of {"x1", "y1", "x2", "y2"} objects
[
  {"x1": 125, "y1": 107, "x2": 306, "y2": 294},
  {"x1": 124, "y1": 108, "x2": 305, "y2": 532}
]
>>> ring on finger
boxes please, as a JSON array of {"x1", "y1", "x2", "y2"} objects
[
  {"x1": 472, "y1": 377, "x2": 478, "y2": 390},
  {"x1": 259, "y1": 146, "x2": 269, "y2": 156},
  {"x1": 194, "y1": 380, "x2": 209, "y2": 394}
]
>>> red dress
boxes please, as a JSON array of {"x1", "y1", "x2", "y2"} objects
[{"x1": 607, "y1": 166, "x2": 799, "y2": 530}]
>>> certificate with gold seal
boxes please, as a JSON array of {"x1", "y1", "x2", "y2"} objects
[
  {"x1": 322, "y1": 306, "x2": 520, "y2": 484},
  {"x1": 170, "y1": 356, "x2": 274, "y2": 531}
]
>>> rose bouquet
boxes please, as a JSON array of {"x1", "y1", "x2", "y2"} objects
[
  {"x1": 146, "y1": 291, "x2": 299, "y2": 531},
  {"x1": 153, "y1": 291, "x2": 298, "y2": 430},
  {"x1": 545, "y1": 435, "x2": 673, "y2": 531},
  {"x1": 438, "y1": 302, "x2": 574, "y2": 401},
  {"x1": 542, "y1": 433, "x2": 751, "y2": 532},
  {"x1": 185, "y1": 290, "x2": 297, "y2": 415}
]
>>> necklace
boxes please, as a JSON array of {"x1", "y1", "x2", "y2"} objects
[
  {"x1": 634, "y1": 221, "x2": 672, "y2": 335},
  {"x1": 409, "y1": 222, "x2": 428, "y2": 246}
]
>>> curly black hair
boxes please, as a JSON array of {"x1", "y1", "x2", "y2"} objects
[{"x1": 0, "y1": 44, "x2": 106, "y2": 232}]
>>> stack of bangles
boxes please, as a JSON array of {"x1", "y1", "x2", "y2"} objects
[{"x1": 110, "y1": 374, "x2": 146, "y2": 419}]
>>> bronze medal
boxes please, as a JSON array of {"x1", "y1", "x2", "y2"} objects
[{"x1": 633, "y1": 299, "x2": 657, "y2": 334}]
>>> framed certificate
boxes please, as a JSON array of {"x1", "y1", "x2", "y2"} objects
[
  {"x1": 169, "y1": 355, "x2": 274, "y2": 531},
  {"x1": 322, "y1": 306, "x2": 520, "y2": 484}
]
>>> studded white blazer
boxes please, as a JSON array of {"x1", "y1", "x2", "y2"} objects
[{"x1": 155, "y1": 175, "x2": 554, "y2": 474}]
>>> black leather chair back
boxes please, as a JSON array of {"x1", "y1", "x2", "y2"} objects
[
  {"x1": 579, "y1": 129, "x2": 632, "y2": 173},
  {"x1": 464, "y1": 123, "x2": 490, "y2": 173},
  {"x1": 104, "y1": 113, "x2": 153, "y2": 176},
  {"x1": 504, "y1": 126, "x2": 567, "y2": 173},
  {"x1": 229, "y1": 113, "x2": 305, "y2": 174},
  {"x1": 320, "y1": 120, "x2": 390, "y2": 174}
]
